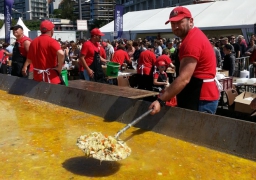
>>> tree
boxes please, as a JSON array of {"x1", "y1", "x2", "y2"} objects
[
  {"x1": 53, "y1": 9, "x2": 62, "y2": 18},
  {"x1": 59, "y1": 0, "x2": 77, "y2": 21},
  {"x1": 89, "y1": 19, "x2": 108, "y2": 31},
  {"x1": 23, "y1": 20, "x2": 41, "y2": 31},
  {"x1": 0, "y1": 19, "x2": 18, "y2": 29}
]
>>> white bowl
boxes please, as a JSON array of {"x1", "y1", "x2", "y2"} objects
[{"x1": 216, "y1": 74, "x2": 225, "y2": 80}]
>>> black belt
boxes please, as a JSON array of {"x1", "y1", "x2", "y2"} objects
[{"x1": 12, "y1": 61, "x2": 23, "y2": 64}]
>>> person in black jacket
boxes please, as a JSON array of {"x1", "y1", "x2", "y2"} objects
[{"x1": 222, "y1": 44, "x2": 235, "y2": 76}]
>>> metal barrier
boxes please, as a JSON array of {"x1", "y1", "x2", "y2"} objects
[
  {"x1": 249, "y1": 64, "x2": 255, "y2": 78},
  {"x1": 234, "y1": 56, "x2": 250, "y2": 77}
]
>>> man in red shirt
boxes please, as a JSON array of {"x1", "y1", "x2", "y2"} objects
[
  {"x1": 22, "y1": 20, "x2": 65, "y2": 84},
  {"x1": 150, "y1": 6, "x2": 219, "y2": 114},
  {"x1": 137, "y1": 44, "x2": 156, "y2": 91},
  {"x1": 7, "y1": 25, "x2": 31, "y2": 78},
  {"x1": 79, "y1": 28, "x2": 107, "y2": 83},
  {"x1": 112, "y1": 44, "x2": 131, "y2": 67}
]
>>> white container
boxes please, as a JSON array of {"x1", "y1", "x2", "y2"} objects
[{"x1": 240, "y1": 70, "x2": 250, "y2": 78}]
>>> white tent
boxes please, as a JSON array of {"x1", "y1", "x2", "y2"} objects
[
  {"x1": 100, "y1": 0, "x2": 256, "y2": 41},
  {"x1": 0, "y1": 17, "x2": 30, "y2": 41},
  {"x1": 16, "y1": 17, "x2": 30, "y2": 36},
  {"x1": 0, "y1": 23, "x2": 16, "y2": 40}
]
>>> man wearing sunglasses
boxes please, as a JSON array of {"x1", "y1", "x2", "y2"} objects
[
  {"x1": 7, "y1": 25, "x2": 31, "y2": 78},
  {"x1": 150, "y1": 6, "x2": 220, "y2": 114},
  {"x1": 79, "y1": 28, "x2": 107, "y2": 83}
]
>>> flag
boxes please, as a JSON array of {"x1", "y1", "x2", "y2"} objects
[
  {"x1": 4, "y1": 0, "x2": 14, "y2": 43},
  {"x1": 114, "y1": 5, "x2": 124, "y2": 39}
]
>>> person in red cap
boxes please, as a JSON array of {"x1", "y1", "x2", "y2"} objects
[
  {"x1": 150, "y1": 6, "x2": 219, "y2": 114},
  {"x1": 153, "y1": 59, "x2": 177, "y2": 107},
  {"x1": 22, "y1": 20, "x2": 65, "y2": 84},
  {"x1": 6, "y1": 24, "x2": 32, "y2": 78},
  {"x1": 156, "y1": 48, "x2": 175, "y2": 83},
  {"x1": 153, "y1": 60, "x2": 169, "y2": 92},
  {"x1": 137, "y1": 44, "x2": 156, "y2": 92},
  {"x1": 79, "y1": 28, "x2": 107, "y2": 82},
  {"x1": 111, "y1": 44, "x2": 131, "y2": 67}
]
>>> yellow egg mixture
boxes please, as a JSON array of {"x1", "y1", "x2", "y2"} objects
[{"x1": 0, "y1": 90, "x2": 255, "y2": 180}]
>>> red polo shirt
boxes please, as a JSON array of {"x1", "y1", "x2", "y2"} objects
[
  {"x1": 179, "y1": 27, "x2": 219, "y2": 101},
  {"x1": 27, "y1": 34, "x2": 61, "y2": 84},
  {"x1": 112, "y1": 49, "x2": 130, "y2": 66}
]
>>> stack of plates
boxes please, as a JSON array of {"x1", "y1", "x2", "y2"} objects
[
  {"x1": 236, "y1": 78, "x2": 248, "y2": 84},
  {"x1": 246, "y1": 78, "x2": 256, "y2": 84}
]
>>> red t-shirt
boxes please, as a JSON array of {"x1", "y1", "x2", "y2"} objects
[
  {"x1": 17, "y1": 36, "x2": 33, "y2": 72},
  {"x1": 112, "y1": 49, "x2": 130, "y2": 66},
  {"x1": 179, "y1": 27, "x2": 219, "y2": 101},
  {"x1": 249, "y1": 49, "x2": 256, "y2": 63},
  {"x1": 27, "y1": 34, "x2": 62, "y2": 84},
  {"x1": 0, "y1": 49, "x2": 5, "y2": 63},
  {"x1": 137, "y1": 50, "x2": 156, "y2": 75},
  {"x1": 17, "y1": 36, "x2": 31, "y2": 57},
  {"x1": 79, "y1": 40, "x2": 105, "y2": 71},
  {"x1": 100, "y1": 45, "x2": 106, "y2": 59}
]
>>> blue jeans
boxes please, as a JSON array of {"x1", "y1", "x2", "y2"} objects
[
  {"x1": 83, "y1": 70, "x2": 90, "y2": 81},
  {"x1": 198, "y1": 100, "x2": 218, "y2": 114}
]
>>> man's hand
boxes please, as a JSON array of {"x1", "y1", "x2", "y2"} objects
[
  {"x1": 22, "y1": 67, "x2": 27, "y2": 77},
  {"x1": 87, "y1": 68, "x2": 94, "y2": 78},
  {"x1": 149, "y1": 100, "x2": 161, "y2": 115},
  {"x1": 54, "y1": 66, "x2": 62, "y2": 74}
]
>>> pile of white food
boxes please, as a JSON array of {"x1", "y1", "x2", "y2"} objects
[{"x1": 77, "y1": 132, "x2": 131, "y2": 161}]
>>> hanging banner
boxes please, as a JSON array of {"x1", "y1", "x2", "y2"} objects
[
  {"x1": 114, "y1": 5, "x2": 124, "y2": 39},
  {"x1": 4, "y1": 0, "x2": 14, "y2": 43}
]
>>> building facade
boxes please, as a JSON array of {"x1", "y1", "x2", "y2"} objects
[
  {"x1": 73, "y1": 0, "x2": 116, "y2": 24},
  {"x1": 117, "y1": 0, "x2": 225, "y2": 13},
  {"x1": 48, "y1": 0, "x2": 61, "y2": 16},
  {"x1": 0, "y1": 0, "x2": 48, "y2": 20}
]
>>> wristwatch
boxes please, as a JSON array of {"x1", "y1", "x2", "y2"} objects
[{"x1": 157, "y1": 98, "x2": 165, "y2": 107}]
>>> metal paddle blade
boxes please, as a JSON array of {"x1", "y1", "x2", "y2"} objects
[
  {"x1": 77, "y1": 109, "x2": 152, "y2": 161},
  {"x1": 114, "y1": 109, "x2": 153, "y2": 139},
  {"x1": 77, "y1": 132, "x2": 131, "y2": 161},
  {"x1": 251, "y1": 110, "x2": 256, "y2": 116}
]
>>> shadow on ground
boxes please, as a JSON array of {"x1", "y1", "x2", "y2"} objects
[{"x1": 62, "y1": 156, "x2": 121, "y2": 177}]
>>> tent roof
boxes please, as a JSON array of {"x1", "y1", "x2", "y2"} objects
[{"x1": 100, "y1": 0, "x2": 256, "y2": 33}]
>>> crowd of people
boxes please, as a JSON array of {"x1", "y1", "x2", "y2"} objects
[{"x1": 1, "y1": 6, "x2": 256, "y2": 114}]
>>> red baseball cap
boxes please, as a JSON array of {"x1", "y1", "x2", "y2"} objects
[
  {"x1": 165, "y1": 6, "x2": 192, "y2": 24},
  {"x1": 156, "y1": 61, "x2": 168, "y2": 67},
  {"x1": 40, "y1": 20, "x2": 55, "y2": 33},
  {"x1": 91, "y1": 28, "x2": 105, "y2": 36}
]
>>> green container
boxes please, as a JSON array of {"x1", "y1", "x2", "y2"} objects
[
  {"x1": 61, "y1": 70, "x2": 68, "y2": 86},
  {"x1": 106, "y1": 62, "x2": 120, "y2": 77}
]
